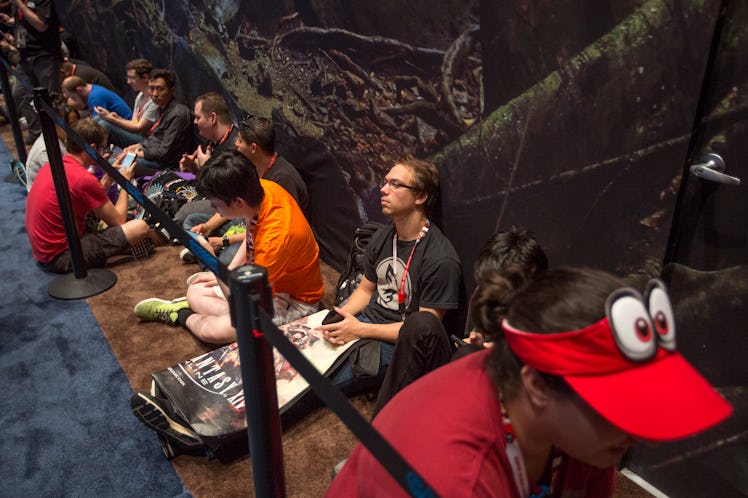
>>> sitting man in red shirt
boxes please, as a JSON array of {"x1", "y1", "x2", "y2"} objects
[
  {"x1": 26, "y1": 118, "x2": 151, "y2": 273},
  {"x1": 134, "y1": 150, "x2": 323, "y2": 344}
]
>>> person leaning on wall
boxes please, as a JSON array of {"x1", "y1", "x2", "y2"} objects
[{"x1": 370, "y1": 227, "x2": 549, "y2": 418}]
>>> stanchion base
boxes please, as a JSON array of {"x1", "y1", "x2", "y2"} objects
[{"x1": 48, "y1": 268, "x2": 118, "y2": 300}]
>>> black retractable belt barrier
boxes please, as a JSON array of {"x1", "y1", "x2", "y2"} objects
[
  {"x1": 26, "y1": 70, "x2": 436, "y2": 496},
  {"x1": 228, "y1": 264, "x2": 439, "y2": 498},
  {"x1": 228, "y1": 266, "x2": 285, "y2": 497},
  {"x1": 33, "y1": 88, "x2": 117, "y2": 299},
  {"x1": 29, "y1": 81, "x2": 220, "y2": 297},
  {"x1": 5, "y1": 54, "x2": 221, "y2": 281},
  {"x1": 0, "y1": 56, "x2": 28, "y2": 178},
  {"x1": 32, "y1": 93, "x2": 224, "y2": 283}
]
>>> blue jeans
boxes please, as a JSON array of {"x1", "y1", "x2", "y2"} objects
[
  {"x1": 328, "y1": 314, "x2": 395, "y2": 393},
  {"x1": 183, "y1": 213, "x2": 244, "y2": 267},
  {"x1": 183, "y1": 212, "x2": 232, "y2": 234},
  {"x1": 133, "y1": 156, "x2": 166, "y2": 171},
  {"x1": 95, "y1": 117, "x2": 145, "y2": 148}
]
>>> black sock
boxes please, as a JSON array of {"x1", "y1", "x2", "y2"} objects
[{"x1": 176, "y1": 308, "x2": 195, "y2": 327}]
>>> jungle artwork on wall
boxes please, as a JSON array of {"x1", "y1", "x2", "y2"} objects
[{"x1": 57, "y1": 0, "x2": 731, "y2": 280}]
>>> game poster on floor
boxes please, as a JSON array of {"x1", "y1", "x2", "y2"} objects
[{"x1": 152, "y1": 310, "x2": 356, "y2": 439}]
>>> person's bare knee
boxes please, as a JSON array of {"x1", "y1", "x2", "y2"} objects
[
  {"x1": 186, "y1": 313, "x2": 236, "y2": 344},
  {"x1": 186, "y1": 281, "x2": 202, "y2": 304},
  {"x1": 121, "y1": 219, "x2": 149, "y2": 244},
  {"x1": 187, "y1": 283, "x2": 229, "y2": 316}
]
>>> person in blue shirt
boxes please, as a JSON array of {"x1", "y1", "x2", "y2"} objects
[{"x1": 61, "y1": 75, "x2": 132, "y2": 119}]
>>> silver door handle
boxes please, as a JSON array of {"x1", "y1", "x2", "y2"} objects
[{"x1": 689, "y1": 153, "x2": 741, "y2": 186}]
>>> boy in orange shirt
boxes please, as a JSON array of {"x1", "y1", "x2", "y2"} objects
[{"x1": 134, "y1": 150, "x2": 323, "y2": 344}]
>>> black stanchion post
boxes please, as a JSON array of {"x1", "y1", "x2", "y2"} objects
[
  {"x1": 33, "y1": 87, "x2": 117, "y2": 299},
  {"x1": 0, "y1": 57, "x2": 27, "y2": 180},
  {"x1": 35, "y1": 87, "x2": 86, "y2": 278},
  {"x1": 228, "y1": 265, "x2": 286, "y2": 498}
]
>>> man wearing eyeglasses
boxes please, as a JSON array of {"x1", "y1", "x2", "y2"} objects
[
  {"x1": 95, "y1": 59, "x2": 159, "y2": 148},
  {"x1": 320, "y1": 157, "x2": 462, "y2": 396},
  {"x1": 26, "y1": 118, "x2": 152, "y2": 273}
]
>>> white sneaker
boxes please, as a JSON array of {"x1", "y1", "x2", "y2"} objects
[{"x1": 179, "y1": 247, "x2": 196, "y2": 264}]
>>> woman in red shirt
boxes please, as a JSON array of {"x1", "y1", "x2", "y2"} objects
[{"x1": 327, "y1": 267, "x2": 732, "y2": 497}]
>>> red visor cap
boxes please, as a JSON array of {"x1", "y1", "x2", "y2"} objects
[{"x1": 566, "y1": 351, "x2": 732, "y2": 441}]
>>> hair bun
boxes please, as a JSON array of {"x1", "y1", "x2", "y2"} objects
[{"x1": 470, "y1": 266, "x2": 531, "y2": 335}]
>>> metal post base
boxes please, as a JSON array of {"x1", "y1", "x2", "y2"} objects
[{"x1": 47, "y1": 268, "x2": 118, "y2": 300}]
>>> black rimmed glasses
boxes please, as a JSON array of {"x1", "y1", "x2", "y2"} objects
[{"x1": 381, "y1": 179, "x2": 415, "y2": 190}]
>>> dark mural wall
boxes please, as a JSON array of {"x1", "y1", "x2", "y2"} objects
[{"x1": 56, "y1": 0, "x2": 717, "y2": 285}]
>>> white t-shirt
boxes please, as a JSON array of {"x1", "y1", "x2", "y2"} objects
[
  {"x1": 134, "y1": 91, "x2": 159, "y2": 126},
  {"x1": 25, "y1": 136, "x2": 67, "y2": 192}
]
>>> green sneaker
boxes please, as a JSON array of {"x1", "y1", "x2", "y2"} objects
[
  {"x1": 223, "y1": 224, "x2": 246, "y2": 237},
  {"x1": 134, "y1": 297, "x2": 190, "y2": 325}
]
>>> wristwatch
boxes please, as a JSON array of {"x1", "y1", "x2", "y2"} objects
[{"x1": 222, "y1": 235, "x2": 230, "y2": 249}]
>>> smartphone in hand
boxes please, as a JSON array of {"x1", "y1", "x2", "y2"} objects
[
  {"x1": 450, "y1": 334, "x2": 467, "y2": 347},
  {"x1": 321, "y1": 309, "x2": 345, "y2": 325},
  {"x1": 121, "y1": 152, "x2": 137, "y2": 168}
]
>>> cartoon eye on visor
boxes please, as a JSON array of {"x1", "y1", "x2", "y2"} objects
[
  {"x1": 605, "y1": 279, "x2": 677, "y2": 362},
  {"x1": 646, "y1": 279, "x2": 676, "y2": 351},
  {"x1": 607, "y1": 288, "x2": 656, "y2": 361}
]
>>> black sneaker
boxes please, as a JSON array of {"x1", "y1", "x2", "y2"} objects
[
  {"x1": 156, "y1": 433, "x2": 211, "y2": 460},
  {"x1": 131, "y1": 391, "x2": 204, "y2": 448}
]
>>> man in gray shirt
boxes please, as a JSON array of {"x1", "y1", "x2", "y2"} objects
[{"x1": 95, "y1": 59, "x2": 159, "y2": 147}]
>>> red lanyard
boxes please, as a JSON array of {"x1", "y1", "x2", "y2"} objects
[
  {"x1": 502, "y1": 406, "x2": 531, "y2": 497},
  {"x1": 501, "y1": 401, "x2": 554, "y2": 498},
  {"x1": 392, "y1": 220, "x2": 430, "y2": 317},
  {"x1": 265, "y1": 152, "x2": 278, "y2": 171},
  {"x1": 216, "y1": 124, "x2": 233, "y2": 146},
  {"x1": 147, "y1": 112, "x2": 163, "y2": 136},
  {"x1": 135, "y1": 95, "x2": 147, "y2": 121}
]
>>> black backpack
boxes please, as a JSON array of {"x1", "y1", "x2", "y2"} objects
[
  {"x1": 334, "y1": 221, "x2": 384, "y2": 307},
  {"x1": 133, "y1": 170, "x2": 202, "y2": 225}
]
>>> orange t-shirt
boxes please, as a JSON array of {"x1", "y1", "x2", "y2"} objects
[{"x1": 253, "y1": 179, "x2": 323, "y2": 303}]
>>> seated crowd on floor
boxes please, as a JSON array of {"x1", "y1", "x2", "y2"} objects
[{"x1": 8, "y1": 3, "x2": 733, "y2": 496}]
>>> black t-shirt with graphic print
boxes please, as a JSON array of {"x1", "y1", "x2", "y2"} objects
[{"x1": 361, "y1": 223, "x2": 462, "y2": 324}]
